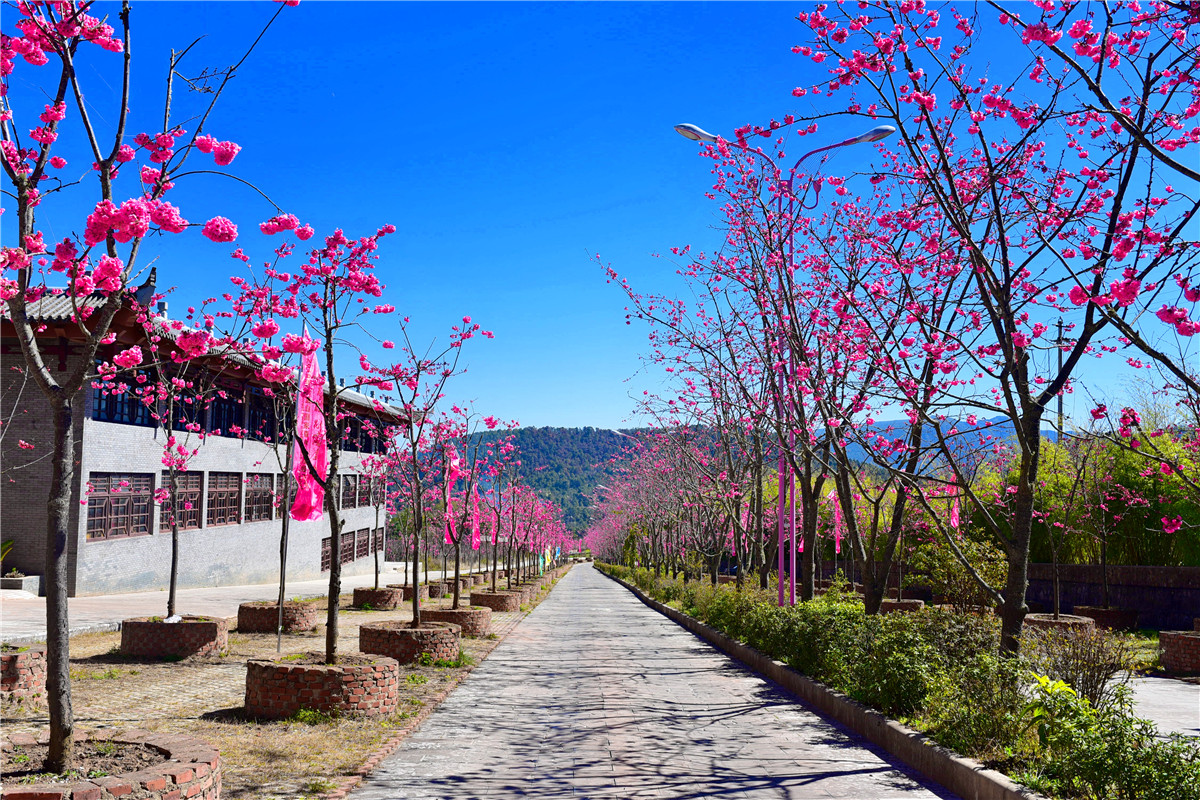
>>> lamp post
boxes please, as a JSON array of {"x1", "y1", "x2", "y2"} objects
[{"x1": 676, "y1": 120, "x2": 895, "y2": 606}]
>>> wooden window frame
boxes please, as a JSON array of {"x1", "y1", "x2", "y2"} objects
[
  {"x1": 159, "y1": 470, "x2": 203, "y2": 531},
  {"x1": 86, "y1": 472, "x2": 154, "y2": 541},
  {"x1": 206, "y1": 471, "x2": 243, "y2": 527}
]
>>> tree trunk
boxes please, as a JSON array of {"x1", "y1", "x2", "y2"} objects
[
  {"x1": 452, "y1": 538, "x2": 462, "y2": 609},
  {"x1": 45, "y1": 396, "x2": 76, "y2": 773}
]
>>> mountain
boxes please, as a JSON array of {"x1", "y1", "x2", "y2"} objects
[{"x1": 466, "y1": 427, "x2": 637, "y2": 533}]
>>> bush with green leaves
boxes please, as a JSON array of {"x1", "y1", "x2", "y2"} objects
[{"x1": 1020, "y1": 625, "x2": 1138, "y2": 710}]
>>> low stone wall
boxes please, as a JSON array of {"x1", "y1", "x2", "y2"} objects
[
  {"x1": 120, "y1": 616, "x2": 228, "y2": 659},
  {"x1": 244, "y1": 655, "x2": 400, "y2": 719},
  {"x1": 421, "y1": 606, "x2": 492, "y2": 638},
  {"x1": 237, "y1": 600, "x2": 319, "y2": 633},
  {"x1": 360, "y1": 621, "x2": 461, "y2": 664},
  {"x1": 880, "y1": 599, "x2": 925, "y2": 614},
  {"x1": 0, "y1": 644, "x2": 46, "y2": 700},
  {"x1": 1160, "y1": 631, "x2": 1200, "y2": 673},
  {"x1": 1071, "y1": 606, "x2": 1139, "y2": 632},
  {"x1": 1026, "y1": 564, "x2": 1200, "y2": 630},
  {"x1": 470, "y1": 591, "x2": 521, "y2": 613},
  {"x1": 427, "y1": 582, "x2": 447, "y2": 599},
  {"x1": 354, "y1": 587, "x2": 403, "y2": 610},
  {"x1": 2, "y1": 728, "x2": 221, "y2": 800}
]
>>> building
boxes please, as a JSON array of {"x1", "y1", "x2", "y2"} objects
[{"x1": 1, "y1": 294, "x2": 403, "y2": 596}]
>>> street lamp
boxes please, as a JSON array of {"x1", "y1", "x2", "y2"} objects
[{"x1": 675, "y1": 119, "x2": 895, "y2": 606}]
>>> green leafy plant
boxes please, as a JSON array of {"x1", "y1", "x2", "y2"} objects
[
  {"x1": 290, "y1": 707, "x2": 335, "y2": 726},
  {"x1": 416, "y1": 652, "x2": 435, "y2": 667},
  {"x1": 406, "y1": 674, "x2": 428, "y2": 685}
]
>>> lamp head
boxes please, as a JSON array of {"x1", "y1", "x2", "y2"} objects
[
  {"x1": 674, "y1": 123, "x2": 718, "y2": 143},
  {"x1": 851, "y1": 124, "x2": 897, "y2": 144}
]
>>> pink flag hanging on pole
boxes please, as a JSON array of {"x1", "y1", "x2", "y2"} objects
[
  {"x1": 949, "y1": 476, "x2": 961, "y2": 534},
  {"x1": 832, "y1": 492, "x2": 843, "y2": 554},
  {"x1": 470, "y1": 489, "x2": 482, "y2": 550},
  {"x1": 290, "y1": 329, "x2": 327, "y2": 521}
]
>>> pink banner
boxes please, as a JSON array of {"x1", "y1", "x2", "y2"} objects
[{"x1": 290, "y1": 330, "x2": 327, "y2": 521}]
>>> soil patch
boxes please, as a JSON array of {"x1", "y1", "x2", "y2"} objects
[{"x1": 1, "y1": 740, "x2": 163, "y2": 787}]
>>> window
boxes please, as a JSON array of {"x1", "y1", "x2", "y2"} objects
[
  {"x1": 171, "y1": 391, "x2": 204, "y2": 433},
  {"x1": 356, "y1": 476, "x2": 372, "y2": 508},
  {"x1": 341, "y1": 474, "x2": 357, "y2": 509},
  {"x1": 373, "y1": 527, "x2": 384, "y2": 554},
  {"x1": 246, "y1": 388, "x2": 277, "y2": 442},
  {"x1": 340, "y1": 531, "x2": 355, "y2": 564},
  {"x1": 245, "y1": 473, "x2": 274, "y2": 522},
  {"x1": 276, "y1": 473, "x2": 292, "y2": 519},
  {"x1": 91, "y1": 378, "x2": 156, "y2": 427},
  {"x1": 341, "y1": 416, "x2": 362, "y2": 452},
  {"x1": 355, "y1": 528, "x2": 370, "y2": 559},
  {"x1": 87, "y1": 473, "x2": 154, "y2": 541},
  {"x1": 207, "y1": 472, "x2": 242, "y2": 526},
  {"x1": 321, "y1": 536, "x2": 331, "y2": 571},
  {"x1": 159, "y1": 471, "x2": 202, "y2": 531},
  {"x1": 208, "y1": 386, "x2": 245, "y2": 438},
  {"x1": 372, "y1": 477, "x2": 386, "y2": 506}
]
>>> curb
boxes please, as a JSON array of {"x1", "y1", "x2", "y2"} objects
[
  {"x1": 319, "y1": 564, "x2": 572, "y2": 800},
  {"x1": 601, "y1": 570, "x2": 1048, "y2": 800},
  {"x1": 3, "y1": 621, "x2": 122, "y2": 647}
]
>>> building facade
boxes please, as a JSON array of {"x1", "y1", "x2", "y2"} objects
[{"x1": 1, "y1": 306, "x2": 400, "y2": 596}]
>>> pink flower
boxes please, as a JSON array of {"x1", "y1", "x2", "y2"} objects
[
  {"x1": 381, "y1": 340, "x2": 395, "y2": 349},
  {"x1": 1068, "y1": 285, "x2": 1090, "y2": 306},
  {"x1": 295, "y1": 224, "x2": 315, "y2": 241},
  {"x1": 17, "y1": 440, "x2": 34, "y2": 450},
  {"x1": 113, "y1": 345, "x2": 143, "y2": 369},
  {"x1": 212, "y1": 140, "x2": 240, "y2": 166},
  {"x1": 259, "y1": 213, "x2": 300, "y2": 235},
  {"x1": 176, "y1": 330, "x2": 212, "y2": 359},
  {"x1": 259, "y1": 363, "x2": 294, "y2": 383},
  {"x1": 1090, "y1": 404, "x2": 1108, "y2": 420},
  {"x1": 251, "y1": 319, "x2": 280, "y2": 338},
  {"x1": 281, "y1": 332, "x2": 318, "y2": 354},
  {"x1": 201, "y1": 216, "x2": 238, "y2": 243},
  {"x1": 49, "y1": 156, "x2": 66, "y2": 169},
  {"x1": 1162, "y1": 516, "x2": 1183, "y2": 534},
  {"x1": 149, "y1": 201, "x2": 188, "y2": 234},
  {"x1": 195, "y1": 135, "x2": 217, "y2": 154}
]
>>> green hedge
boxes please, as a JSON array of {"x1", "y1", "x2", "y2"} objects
[{"x1": 600, "y1": 564, "x2": 1200, "y2": 800}]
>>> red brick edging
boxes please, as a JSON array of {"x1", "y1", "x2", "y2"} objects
[
  {"x1": 359, "y1": 621, "x2": 461, "y2": 664},
  {"x1": 237, "y1": 600, "x2": 320, "y2": 633},
  {"x1": 421, "y1": 606, "x2": 493, "y2": 638},
  {"x1": 1, "y1": 728, "x2": 221, "y2": 800},
  {"x1": 469, "y1": 591, "x2": 521, "y2": 612},
  {"x1": 386, "y1": 584, "x2": 430, "y2": 602},
  {"x1": 1161, "y1": 630, "x2": 1200, "y2": 673},
  {"x1": 1, "y1": 643, "x2": 47, "y2": 701},
  {"x1": 245, "y1": 655, "x2": 401, "y2": 719},
  {"x1": 353, "y1": 587, "x2": 403, "y2": 611},
  {"x1": 1023, "y1": 613, "x2": 1095, "y2": 632},
  {"x1": 120, "y1": 616, "x2": 229, "y2": 659}
]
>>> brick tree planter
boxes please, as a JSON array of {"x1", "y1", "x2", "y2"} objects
[
  {"x1": 1, "y1": 644, "x2": 46, "y2": 702},
  {"x1": 1022, "y1": 613, "x2": 1095, "y2": 632},
  {"x1": 121, "y1": 616, "x2": 229, "y2": 659},
  {"x1": 422, "y1": 606, "x2": 493, "y2": 638},
  {"x1": 387, "y1": 583, "x2": 430, "y2": 602},
  {"x1": 353, "y1": 586, "x2": 403, "y2": 610},
  {"x1": 427, "y1": 582, "x2": 447, "y2": 599},
  {"x1": 244, "y1": 652, "x2": 400, "y2": 720},
  {"x1": 2, "y1": 728, "x2": 221, "y2": 800},
  {"x1": 359, "y1": 621, "x2": 461, "y2": 665},
  {"x1": 237, "y1": 600, "x2": 320, "y2": 634},
  {"x1": 1160, "y1": 631, "x2": 1200, "y2": 674},
  {"x1": 471, "y1": 574, "x2": 486, "y2": 586},
  {"x1": 1072, "y1": 606, "x2": 1140, "y2": 632},
  {"x1": 879, "y1": 599, "x2": 925, "y2": 614},
  {"x1": 470, "y1": 591, "x2": 521, "y2": 613}
]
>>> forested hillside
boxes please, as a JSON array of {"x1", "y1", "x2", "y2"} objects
[{"x1": 466, "y1": 427, "x2": 638, "y2": 533}]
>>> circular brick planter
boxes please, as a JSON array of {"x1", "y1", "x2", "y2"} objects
[
  {"x1": 427, "y1": 582, "x2": 447, "y2": 599},
  {"x1": 879, "y1": 599, "x2": 925, "y2": 614},
  {"x1": 470, "y1": 591, "x2": 522, "y2": 612},
  {"x1": 387, "y1": 583, "x2": 430, "y2": 602},
  {"x1": 1072, "y1": 606, "x2": 1139, "y2": 632},
  {"x1": 1160, "y1": 630, "x2": 1200, "y2": 673},
  {"x1": 360, "y1": 621, "x2": 461, "y2": 665},
  {"x1": 353, "y1": 586, "x2": 403, "y2": 610},
  {"x1": 1, "y1": 728, "x2": 221, "y2": 800},
  {"x1": 121, "y1": 616, "x2": 229, "y2": 659},
  {"x1": 1023, "y1": 613, "x2": 1095, "y2": 632},
  {"x1": 421, "y1": 606, "x2": 493, "y2": 638},
  {"x1": 471, "y1": 574, "x2": 486, "y2": 586},
  {"x1": 244, "y1": 652, "x2": 400, "y2": 720},
  {"x1": 237, "y1": 600, "x2": 319, "y2": 634},
  {"x1": 1, "y1": 644, "x2": 46, "y2": 703}
]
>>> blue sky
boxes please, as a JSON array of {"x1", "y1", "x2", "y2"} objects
[
  {"x1": 6, "y1": 2, "x2": 1150, "y2": 429},
  {"x1": 8, "y1": 1, "x2": 899, "y2": 429}
]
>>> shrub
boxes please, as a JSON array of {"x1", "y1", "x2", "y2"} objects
[
  {"x1": 848, "y1": 614, "x2": 938, "y2": 716},
  {"x1": 1020, "y1": 625, "x2": 1138, "y2": 710},
  {"x1": 923, "y1": 651, "x2": 1025, "y2": 760}
]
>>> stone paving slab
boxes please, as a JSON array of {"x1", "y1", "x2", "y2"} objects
[{"x1": 350, "y1": 563, "x2": 960, "y2": 800}]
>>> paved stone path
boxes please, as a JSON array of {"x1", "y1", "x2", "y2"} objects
[{"x1": 351, "y1": 564, "x2": 959, "y2": 800}]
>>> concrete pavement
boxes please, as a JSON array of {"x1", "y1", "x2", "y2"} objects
[{"x1": 349, "y1": 563, "x2": 961, "y2": 800}]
